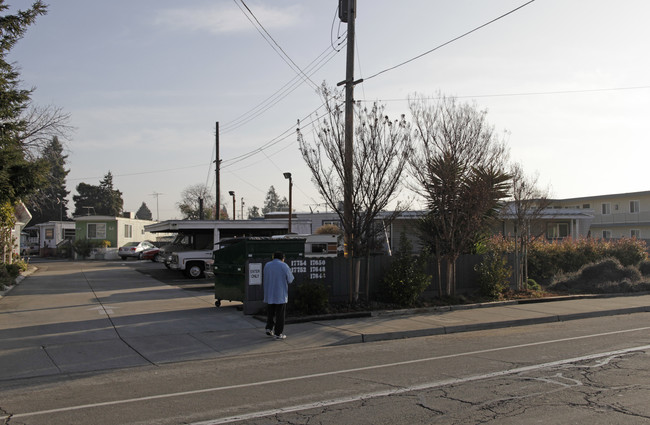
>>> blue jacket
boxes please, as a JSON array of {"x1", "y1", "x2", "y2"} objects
[{"x1": 263, "y1": 259, "x2": 295, "y2": 304}]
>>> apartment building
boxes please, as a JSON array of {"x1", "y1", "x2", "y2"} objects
[{"x1": 551, "y1": 190, "x2": 650, "y2": 240}]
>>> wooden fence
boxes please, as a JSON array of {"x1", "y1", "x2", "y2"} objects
[{"x1": 247, "y1": 253, "x2": 516, "y2": 308}]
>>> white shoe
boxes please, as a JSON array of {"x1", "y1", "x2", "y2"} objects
[
  {"x1": 265, "y1": 329, "x2": 273, "y2": 336},
  {"x1": 275, "y1": 334, "x2": 287, "y2": 340}
]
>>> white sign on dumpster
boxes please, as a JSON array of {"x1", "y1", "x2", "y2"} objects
[{"x1": 249, "y1": 263, "x2": 262, "y2": 285}]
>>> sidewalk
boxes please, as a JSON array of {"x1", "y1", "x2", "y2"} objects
[{"x1": 1, "y1": 261, "x2": 650, "y2": 381}]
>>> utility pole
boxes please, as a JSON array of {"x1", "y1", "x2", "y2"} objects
[
  {"x1": 241, "y1": 197, "x2": 245, "y2": 220},
  {"x1": 284, "y1": 172, "x2": 293, "y2": 233},
  {"x1": 340, "y1": 0, "x2": 357, "y2": 302},
  {"x1": 214, "y1": 122, "x2": 221, "y2": 220},
  {"x1": 151, "y1": 192, "x2": 163, "y2": 221}
]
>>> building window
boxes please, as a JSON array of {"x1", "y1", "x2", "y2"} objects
[
  {"x1": 124, "y1": 224, "x2": 132, "y2": 238},
  {"x1": 631, "y1": 229, "x2": 640, "y2": 238},
  {"x1": 582, "y1": 204, "x2": 590, "y2": 209},
  {"x1": 630, "y1": 200, "x2": 640, "y2": 213},
  {"x1": 547, "y1": 223, "x2": 569, "y2": 239},
  {"x1": 87, "y1": 223, "x2": 106, "y2": 239},
  {"x1": 602, "y1": 230, "x2": 612, "y2": 239},
  {"x1": 322, "y1": 220, "x2": 341, "y2": 228},
  {"x1": 310, "y1": 243, "x2": 327, "y2": 254},
  {"x1": 45, "y1": 228, "x2": 54, "y2": 240},
  {"x1": 601, "y1": 203, "x2": 611, "y2": 215}
]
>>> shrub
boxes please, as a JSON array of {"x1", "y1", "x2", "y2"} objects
[
  {"x1": 4, "y1": 262, "x2": 24, "y2": 278},
  {"x1": 496, "y1": 236, "x2": 650, "y2": 283},
  {"x1": 526, "y1": 279, "x2": 541, "y2": 291},
  {"x1": 550, "y1": 257, "x2": 643, "y2": 293},
  {"x1": 73, "y1": 239, "x2": 94, "y2": 258},
  {"x1": 639, "y1": 259, "x2": 650, "y2": 276},
  {"x1": 0, "y1": 265, "x2": 12, "y2": 289},
  {"x1": 72, "y1": 239, "x2": 111, "y2": 258},
  {"x1": 604, "y1": 238, "x2": 647, "y2": 266},
  {"x1": 475, "y1": 251, "x2": 512, "y2": 299},
  {"x1": 315, "y1": 224, "x2": 342, "y2": 235},
  {"x1": 379, "y1": 233, "x2": 432, "y2": 307},
  {"x1": 289, "y1": 281, "x2": 329, "y2": 315}
]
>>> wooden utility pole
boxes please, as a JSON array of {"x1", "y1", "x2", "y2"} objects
[
  {"x1": 341, "y1": 0, "x2": 356, "y2": 302},
  {"x1": 215, "y1": 122, "x2": 220, "y2": 220}
]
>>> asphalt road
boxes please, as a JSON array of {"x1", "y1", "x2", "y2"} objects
[
  {"x1": 2, "y1": 311, "x2": 649, "y2": 424},
  {"x1": 2, "y1": 260, "x2": 649, "y2": 424}
]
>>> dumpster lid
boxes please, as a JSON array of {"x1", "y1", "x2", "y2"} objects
[{"x1": 215, "y1": 235, "x2": 307, "y2": 250}]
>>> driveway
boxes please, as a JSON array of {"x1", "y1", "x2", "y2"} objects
[{"x1": 0, "y1": 260, "x2": 263, "y2": 380}]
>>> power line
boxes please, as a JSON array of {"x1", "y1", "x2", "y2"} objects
[
  {"x1": 359, "y1": 85, "x2": 650, "y2": 103},
  {"x1": 71, "y1": 83, "x2": 648, "y2": 185},
  {"x1": 365, "y1": 0, "x2": 537, "y2": 81},
  {"x1": 221, "y1": 103, "x2": 327, "y2": 168},
  {"x1": 220, "y1": 43, "x2": 344, "y2": 134},
  {"x1": 234, "y1": 0, "x2": 319, "y2": 91},
  {"x1": 219, "y1": 2, "x2": 344, "y2": 135},
  {"x1": 68, "y1": 163, "x2": 206, "y2": 182}
]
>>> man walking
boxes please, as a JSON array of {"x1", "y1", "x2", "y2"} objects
[{"x1": 263, "y1": 251, "x2": 294, "y2": 339}]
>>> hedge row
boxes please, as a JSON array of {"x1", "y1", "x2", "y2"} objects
[{"x1": 485, "y1": 236, "x2": 648, "y2": 282}]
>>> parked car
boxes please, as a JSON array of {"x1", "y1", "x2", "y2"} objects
[
  {"x1": 118, "y1": 241, "x2": 155, "y2": 260},
  {"x1": 21, "y1": 243, "x2": 39, "y2": 256},
  {"x1": 141, "y1": 247, "x2": 161, "y2": 262}
]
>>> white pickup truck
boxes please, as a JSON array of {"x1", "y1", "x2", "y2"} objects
[{"x1": 169, "y1": 250, "x2": 214, "y2": 278}]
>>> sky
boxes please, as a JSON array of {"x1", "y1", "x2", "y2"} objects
[{"x1": 7, "y1": 0, "x2": 650, "y2": 220}]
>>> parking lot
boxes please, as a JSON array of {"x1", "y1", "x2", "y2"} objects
[{"x1": 127, "y1": 259, "x2": 215, "y2": 293}]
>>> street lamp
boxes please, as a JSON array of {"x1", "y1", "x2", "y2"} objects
[
  {"x1": 228, "y1": 191, "x2": 236, "y2": 220},
  {"x1": 283, "y1": 172, "x2": 293, "y2": 233}
]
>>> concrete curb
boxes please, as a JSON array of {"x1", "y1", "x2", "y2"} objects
[
  {"x1": 331, "y1": 305, "x2": 650, "y2": 346},
  {"x1": 0, "y1": 265, "x2": 37, "y2": 300}
]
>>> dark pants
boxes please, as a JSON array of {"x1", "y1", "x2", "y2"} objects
[{"x1": 266, "y1": 303, "x2": 286, "y2": 336}]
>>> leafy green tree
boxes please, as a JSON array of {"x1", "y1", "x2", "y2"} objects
[
  {"x1": 24, "y1": 136, "x2": 70, "y2": 223},
  {"x1": 72, "y1": 171, "x2": 124, "y2": 216},
  {"x1": 135, "y1": 202, "x2": 153, "y2": 220}
]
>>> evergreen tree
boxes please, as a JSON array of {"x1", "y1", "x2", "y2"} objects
[
  {"x1": 135, "y1": 202, "x2": 153, "y2": 220},
  {"x1": 247, "y1": 205, "x2": 261, "y2": 219},
  {"x1": 277, "y1": 196, "x2": 289, "y2": 212},
  {"x1": 97, "y1": 171, "x2": 123, "y2": 216},
  {"x1": 0, "y1": 1, "x2": 49, "y2": 206},
  {"x1": 24, "y1": 136, "x2": 70, "y2": 223},
  {"x1": 72, "y1": 171, "x2": 124, "y2": 216},
  {"x1": 262, "y1": 186, "x2": 280, "y2": 214}
]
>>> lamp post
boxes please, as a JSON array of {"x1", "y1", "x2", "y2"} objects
[
  {"x1": 241, "y1": 197, "x2": 245, "y2": 220},
  {"x1": 283, "y1": 172, "x2": 293, "y2": 233},
  {"x1": 228, "y1": 191, "x2": 236, "y2": 220}
]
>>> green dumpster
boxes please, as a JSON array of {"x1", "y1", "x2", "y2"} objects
[{"x1": 213, "y1": 237, "x2": 306, "y2": 308}]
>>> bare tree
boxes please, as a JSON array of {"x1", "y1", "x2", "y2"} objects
[
  {"x1": 298, "y1": 85, "x2": 412, "y2": 301},
  {"x1": 178, "y1": 184, "x2": 215, "y2": 220},
  {"x1": 298, "y1": 85, "x2": 412, "y2": 257},
  {"x1": 501, "y1": 163, "x2": 551, "y2": 290},
  {"x1": 18, "y1": 104, "x2": 73, "y2": 159},
  {"x1": 410, "y1": 94, "x2": 510, "y2": 296}
]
